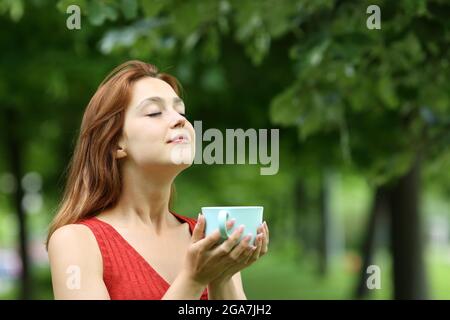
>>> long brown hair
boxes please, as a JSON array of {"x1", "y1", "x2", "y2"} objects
[{"x1": 46, "y1": 60, "x2": 181, "y2": 249}]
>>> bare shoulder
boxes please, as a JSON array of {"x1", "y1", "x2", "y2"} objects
[
  {"x1": 48, "y1": 223, "x2": 102, "y2": 272},
  {"x1": 48, "y1": 224, "x2": 97, "y2": 254},
  {"x1": 48, "y1": 223, "x2": 109, "y2": 299}
]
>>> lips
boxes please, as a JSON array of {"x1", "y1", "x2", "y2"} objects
[{"x1": 167, "y1": 133, "x2": 190, "y2": 144}]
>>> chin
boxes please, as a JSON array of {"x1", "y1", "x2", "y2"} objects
[
  {"x1": 140, "y1": 161, "x2": 193, "y2": 178},
  {"x1": 168, "y1": 144, "x2": 195, "y2": 167},
  {"x1": 162, "y1": 160, "x2": 194, "y2": 178},
  {"x1": 170, "y1": 157, "x2": 194, "y2": 169}
]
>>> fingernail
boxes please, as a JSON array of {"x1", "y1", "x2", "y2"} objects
[
  {"x1": 245, "y1": 233, "x2": 252, "y2": 241},
  {"x1": 239, "y1": 225, "x2": 245, "y2": 232}
]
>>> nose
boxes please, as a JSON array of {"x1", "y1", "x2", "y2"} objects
[{"x1": 169, "y1": 111, "x2": 186, "y2": 129}]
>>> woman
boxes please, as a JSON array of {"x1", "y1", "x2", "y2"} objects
[{"x1": 46, "y1": 60, "x2": 269, "y2": 300}]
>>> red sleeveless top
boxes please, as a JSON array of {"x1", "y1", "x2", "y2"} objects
[{"x1": 76, "y1": 212, "x2": 208, "y2": 300}]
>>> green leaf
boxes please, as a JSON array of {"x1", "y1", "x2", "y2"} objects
[
  {"x1": 171, "y1": 0, "x2": 219, "y2": 38},
  {"x1": 56, "y1": 0, "x2": 87, "y2": 14},
  {"x1": 121, "y1": 0, "x2": 138, "y2": 20},
  {"x1": 270, "y1": 84, "x2": 302, "y2": 127},
  {"x1": 402, "y1": 0, "x2": 428, "y2": 17},
  {"x1": 87, "y1": 1, "x2": 118, "y2": 26},
  {"x1": 139, "y1": 0, "x2": 167, "y2": 17},
  {"x1": 0, "y1": 0, "x2": 24, "y2": 21},
  {"x1": 307, "y1": 39, "x2": 330, "y2": 66},
  {"x1": 377, "y1": 76, "x2": 399, "y2": 109},
  {"x1": 202, "y1": 27, "x2": 220, "y2": 62}
]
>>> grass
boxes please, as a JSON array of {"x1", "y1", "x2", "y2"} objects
[
  {"x1": 427, "y1": 248, "x2": 450, "y2": 299},
  {"x1": 242, "y1": 243, "x2": 390, "y2": 300},
  {"x1": 242, "y1": 243, "x2": 450, "y2": 300}
]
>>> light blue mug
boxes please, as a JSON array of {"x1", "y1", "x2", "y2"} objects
[{"x1": 201, "y1": 206, "x2": 264, "y2": 246}]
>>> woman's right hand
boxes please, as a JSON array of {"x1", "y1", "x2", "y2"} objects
[{"x1": 180, "y1": 213, "x2": 256, "y2": 286}]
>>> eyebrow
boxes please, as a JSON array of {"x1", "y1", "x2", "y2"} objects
[{"x1": 135, "y1": 96, "x2": 184, "y2": 111}]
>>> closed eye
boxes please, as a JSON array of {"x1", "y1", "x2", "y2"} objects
[
  {"x1": 146, "y1": 112, "x2": 186, "y2": 117},
  {"x1": 146, "y1": 112, "x2": 162, "y2": 117}
]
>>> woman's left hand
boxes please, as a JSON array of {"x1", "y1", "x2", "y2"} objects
[{"x1": 210, "y1": 221, "x2": 269, "y2": 284}]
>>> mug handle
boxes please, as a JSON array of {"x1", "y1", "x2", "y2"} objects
[{"x1": 218, "y1": 210, "x2": 231, "y2": 239}]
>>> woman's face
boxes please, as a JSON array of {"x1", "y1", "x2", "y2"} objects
[{"x1": 118, "y1": 77, "x2": 195, "y2": 172}]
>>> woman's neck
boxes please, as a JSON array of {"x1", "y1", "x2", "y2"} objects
[{"x1": 106, "y1": 164, "x2": 180, "y2": 231}]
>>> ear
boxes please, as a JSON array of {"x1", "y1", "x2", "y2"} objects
[
  {"x1": 116, "y1": 138, "x2": 127, "y2": 159},
  {"x1": 115, "y1": 133, "x2": 128, "y2": 159},
  {"x1": 116, "y1": 146, "x2": 127, "y2": 159}
]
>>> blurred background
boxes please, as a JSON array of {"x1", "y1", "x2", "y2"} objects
[{"x1": 0, "y1": 0, "x2": 449, "y2": 300}]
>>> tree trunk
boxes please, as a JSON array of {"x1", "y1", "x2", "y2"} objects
[
  {"x1": 318, "y1": 170, "x2": 331, "y2": 276},
  {"x1": 5, "y1": 107, "x2": 31, "y2": 299},
  {"x1": 354, "y1": 186, "x2": 389, "y2": 299},
  {"x1": 292, "y1": 177, "x2": 308, "y2": 260},
  {"x1": 389, "y1": 158, "x2": 428, "y2": 299}
]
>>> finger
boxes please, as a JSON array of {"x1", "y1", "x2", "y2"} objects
[
  {"x1": 245, "y1": 233, "x2": 263, "y2": 264},
  {"x1": 196, "y1": 220, "x2": 236, "y2": 252},
  {"x1": 191, "y1": 213, "x2": 205, "y2": 243},
  {"x1": 214, "y1": 225, "x2": 245, "y2": 255},
  {"x1": 255, "y1": 234, "x2": 264, "y2": 258},
  {"x1": 260, "y1": 228, "x2": 268, "y2": 255},
  {"x1": 220, "y1": 235, "x2": 254, "y2": 276},
  {"x1": 257, "y1": 224, "x2": 264, "y2": 236},
  {"x1": 221, "y1": 241, "x2": 254, "y2": 278},
  {"x1": 226, "y1": 218, "x2": 236, "y2": 231},
  {"x1": 259, "y1": 222, "x2": 268, "y2": 254},
  {"x1": 196, "y1": 229, "x2": 223, "y2": 251},
  {"x1": 255, "y1": 225, "x2": 265, "y2": 243},
  {"x1": 242, "y1": 236, "x2": 257, "y2": 262},
  {"x1": 229, "y1": 233, "x2": 252, "y2": 262},
  {"x1": 199, "y1": 219, "x2": 235, "y2": 249},
  {"x1": 244, "y1": 238, "x2": 257, "y2": 264},
  {"x1": 263, "y1": 221, "x2": 269, "y2": 243}
]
